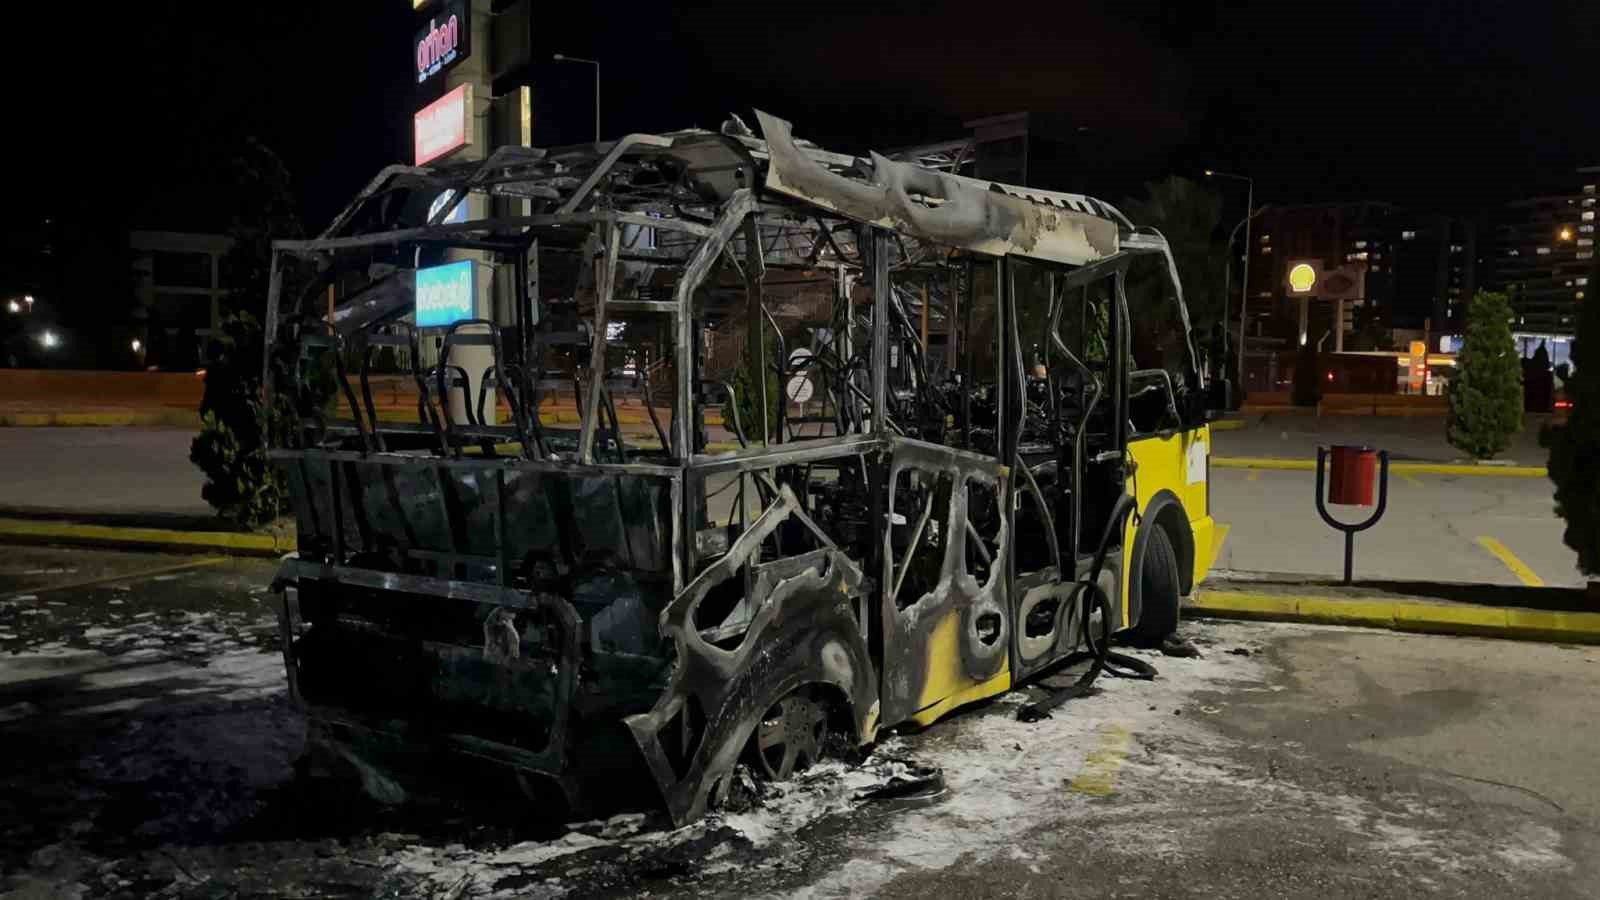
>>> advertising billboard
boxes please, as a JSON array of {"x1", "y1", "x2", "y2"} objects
[
  {"x1": 414, "y1": 83, "x2": 473, "y2": 166},
  {"x1": 414, "y1": 0, "x2": 471, "y2": 86},
  {"x1": 415, "y1": 260, "x2": 476, "y2": 328}
]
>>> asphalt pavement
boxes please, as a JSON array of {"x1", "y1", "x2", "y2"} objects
[
  {"x1": 2, "y1": 546, "x2": 1598, "y2": 897},
  {"x1": 1209, "y1": 464, "x2": 1580, "y2": 587},
  {"x1": 0, "y1": 427, "x2": 211, "y2": 522}
]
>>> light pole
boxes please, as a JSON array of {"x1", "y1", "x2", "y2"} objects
[
  {"x1": 1207, "y1": 169, "x2": 1254, "y2": 389},
  {"x1": 552, "y1": 53, "x2": 600, "y2": 143}
]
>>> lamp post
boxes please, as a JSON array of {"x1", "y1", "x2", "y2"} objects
[
  {"x1": 552, "y1": 53, "x2": 600, "y2": 143},
  {"x1": 1207, "y1": 169, "x2": 1254, "y2": 389}
]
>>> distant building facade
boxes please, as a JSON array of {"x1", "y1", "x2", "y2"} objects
[
  {"x1": 130, "y1": 231, "x2": 233, "y2": 370},
  {"x1": 1483, "y1": 171, "x2": 1595, "y2": 339}
]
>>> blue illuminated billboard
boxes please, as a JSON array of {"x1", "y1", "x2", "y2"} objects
[{"x1": 415, "y1": 260, "x2": 476, "y2": 328}]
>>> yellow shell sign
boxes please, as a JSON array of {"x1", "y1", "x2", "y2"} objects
[{"x1": 1288, "y1": 263, "x2": 1317, "y2": 293}]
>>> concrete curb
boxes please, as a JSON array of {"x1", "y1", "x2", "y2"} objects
[
  {"x1": 1189, "y1": 589, "x2": 1600, "y2": 644},
  {"x1": 1211, "y1": 456, "x2": 1548, "y2": 478},
  {"x1": 0, "y1": 518, "x2": 286, "y2": 558},
  {"x1": 0, "y1": 410, "x2": 200, "y2": 428}
]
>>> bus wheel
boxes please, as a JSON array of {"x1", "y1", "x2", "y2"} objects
[
  {"x1": 748, "y1": 689, "x2": 829, "y2": 781},
  {"x1": 1130, "y1": 526, "x2": 1181, "y2": 644}
]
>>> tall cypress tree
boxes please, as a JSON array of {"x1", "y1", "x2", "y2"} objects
[
  {"x1": 1447, "y1": 291, "x2": 1523, "y2": 459},
  {"x1": 1543, "y1": 287, "x2": 1600, "y2": 573}
]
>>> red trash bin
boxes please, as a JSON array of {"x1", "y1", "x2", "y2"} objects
[{"x1": 1326, "y1": 445, "x2": 1378, "y2": 506}]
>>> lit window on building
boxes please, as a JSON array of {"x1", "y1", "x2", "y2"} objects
[
  {"x1": 1450, "y1": 243, "x2": 1464, "y2": 253},
  {"x1": 1538, "y1": 247, "x2": 1552, "y2": 255},
  {"x1": 1585, "y1": 211, "x2": 1596, "y2": 222},
  {"x1": 1354, "y1": 240, "x2": 1368, "y2": 249},
  {"x1": 1587, "y1": 183, "x2": 1598, "y2": 195},
  {"x1": 1580, "y1": 277, "x2": 1590, "y2": 286},
  {"x1": 1508, "y1": 249, "x2": 1521, "y2": 256},
  {"x1": 1581, "y1": 238, "x2": 1595, "y2": 247},
  {"x1": 1580, "y1": 251, "x2": 1595, "y2": 260},
  {"x1": 1584, "y1": 225, "x2": 1596, "y2": 234},
  {"x1": 1401, "y1": 230, "x2": 1417, "y2": 240},
  {"x1": 1259, "y1": 234, "x2": 1271, "y2": 244}
]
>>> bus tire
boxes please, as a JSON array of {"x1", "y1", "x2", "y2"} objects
[{"x1": 1130, "y1": 526, "x2": 1180, "y2": 644}]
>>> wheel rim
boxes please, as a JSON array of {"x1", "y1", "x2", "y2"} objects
[{"x1": 752, "y1": 693, "x2": 828, "y2": 780}]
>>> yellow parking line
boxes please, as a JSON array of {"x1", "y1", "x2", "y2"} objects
[
  {"x1": 1475, "y1": 537, "x2": 1545, "y2": 587},
  {"x1": 1069, "y1": 723, "x2": 1133, "y2": 796},
  {"x1": 1400, "y1": 472, "x2": 1422, "y2": 487},
  {"x1": 1, "y1": 557, "x2": 228, "y2": 601}
]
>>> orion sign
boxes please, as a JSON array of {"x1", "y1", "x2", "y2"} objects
[{"x1": 414, "y1": 0, "x2": 471, "y2": 86}]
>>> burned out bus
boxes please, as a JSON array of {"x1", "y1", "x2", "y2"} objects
[{"x1": 265, "y1": 111, "x2": 1229, "y2": 826}]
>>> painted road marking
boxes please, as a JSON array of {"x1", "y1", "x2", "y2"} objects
[
  {"x1": 1069, "y1": 723, "x2": 1133, "y2": 796},
  {"x1": 1400, "y1": 472, "x2": 1422, "y2": 487},
  {"x1": 1246, "y1": 470, "x2": 1260, "y2": 482},
  {"x1": 0, "y1": 557, "x2": 227, "y2": 602},
  {"x1": 1475, "y1": 537, "x2": 1545, "y2": 587}
]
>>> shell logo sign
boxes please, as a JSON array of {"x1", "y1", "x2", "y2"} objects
[{"x1": 1288, "y1": 262, "x2": 1318, "y2": 293}]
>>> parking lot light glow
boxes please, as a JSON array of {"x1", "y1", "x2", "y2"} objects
[
  {"x1": 39, "y1": 330, "x2": 58, "y2": 349},
  {"x1": 131, "y1": 339, "x2": 142, "y2": 352},
  {"x1": 5, "y1": 300, "x2": 17, "y2": 313}
]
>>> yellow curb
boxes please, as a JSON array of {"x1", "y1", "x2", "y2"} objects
[
  {"x1": 0, "y1": 518, "x2": 284, "y2": 557},
  {"x1": 1211, "y1": 457, "x2": 1547, "y2": 478},
  {"x1": 1391, "y1": 602, "x2": 1508, "y2": 637},
  {"x1": 1209, "y1": 419, "x2": 1246, "y2": 431},
  {"x1": 1191, "y1": 589, "x2": 1600, "y2": 644},
  {"x1": 1192, "y1": 591, "x2": 1298, "y2": 618},
  {"x1": 1296, "y1": 596, "x2": 1395, "y2": 628}
]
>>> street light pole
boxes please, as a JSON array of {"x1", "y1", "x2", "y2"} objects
[
  {"x1": 1207, "y1": 169, "x2": 1254, "y2": 389},
  {"x1": 552, "y1": 54, "x2": 600, "y2": 143}
]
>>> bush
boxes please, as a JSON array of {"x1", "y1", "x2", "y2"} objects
[
  {"x1": 1291, "y1": 342, "x2": 1322, "y2": 407},
  {"x1": 1543, "y1": 285, "x2": 1600, "y2": 574},
  {"x1": 727, "y1": 334, "x2": 784, "y2": 443},
  {"x1": 1447, "y1": 291, "x2": 1522, "y2": 460},
  {"x1": 190, "y1": 312, "x2": 290, "y2": 527}
]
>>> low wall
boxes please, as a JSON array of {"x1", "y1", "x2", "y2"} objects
[{"x1": 0, "y1": 369, "x2": 205, "y2": 409}]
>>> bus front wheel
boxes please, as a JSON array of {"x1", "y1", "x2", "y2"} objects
[{"x1": 1130, "y1": 526, "x2": 1181, "y2": 643}]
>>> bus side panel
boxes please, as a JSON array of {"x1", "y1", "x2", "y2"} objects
[{"x1": 1123, "y1": 424, "x2": 1214, "y2": 624}]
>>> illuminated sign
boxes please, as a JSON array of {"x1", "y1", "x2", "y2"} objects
[
  {"x1": 428, "y1": 190, "x2": 468, "y2": 225},
  {"x1": 415, "y1": 260, "x2": 477, "y2": 328},
  {"x1": 414, "y1": 0, "x2": 471, "y2": 85},
  {"x1": 1288, "y1": 262, "x2": 1317, "y2": 293},
  {"x1": 414, "y1": 83, "x2": 473, "y2": 166}
]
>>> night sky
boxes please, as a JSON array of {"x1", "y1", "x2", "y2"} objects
[{"x1": 14, "y1": 1, "x2": 1600, "y2": 236}]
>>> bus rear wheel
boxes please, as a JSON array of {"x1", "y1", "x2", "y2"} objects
[{"x1": 748, "y1": 690, "x2": 829, "y2": 781}]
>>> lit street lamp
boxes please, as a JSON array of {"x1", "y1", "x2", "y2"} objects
[
  {"x1": 39, "y1": 330, "x2": 58, "y2": 350},
  {"x1": 1559, "y1": 226, "x2": 1574, "y2": 241},
  {"x1": 5, "y1": 300, "x2": 17, "y2": 314},
  {"x1": 131, "y1": 339, "x2": 143, "y2": 353},
  {"x1": 1207, "y1": 168, "x2": 1254, "y2": 389},
  {"x1": 552, "y1": 53, "x2": 601, "y2": 143}
]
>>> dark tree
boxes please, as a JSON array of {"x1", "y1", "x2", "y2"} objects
[
  {"x1": 1119, "y1": 177, "x2": 1227, "y2": 333},
  {"x1": 1291, "y1": 342, "x2": 1322, "y2": 407},
  {"x1": 189, "y1": 139, "x2": 304, "y2": 527},
  {"x1": 1543, "y1": 285, "x2": 1600, "y2": 574}
]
